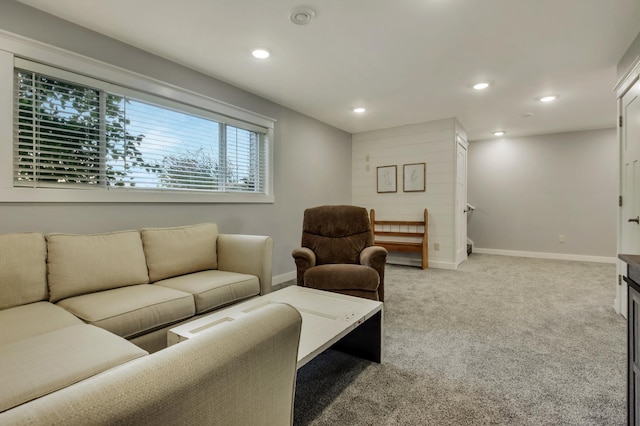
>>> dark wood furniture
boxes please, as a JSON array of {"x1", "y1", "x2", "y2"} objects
[
  {"x1": 619, "y1": 254, "x2": 640, "y2": 426},
  {"x1": 370, "y1": 208, "x2": 428, "y2": 269}
]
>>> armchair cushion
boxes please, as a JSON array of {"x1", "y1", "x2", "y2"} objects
[
  {"x1": 301, "y1": 205, "x2": 373, "y2": 265},
  {"x1": 304, "y1": 264, "x2": 379, "y2": 293}
]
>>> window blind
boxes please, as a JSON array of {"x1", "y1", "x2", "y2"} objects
[
  {"x1": 13, "y1": 66, "x2": 267, "y2": 194},
  {"x1": 14, "y1": 71, "x2": 103, "y2": 187}
]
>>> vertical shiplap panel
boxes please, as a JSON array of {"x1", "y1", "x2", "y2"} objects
[{"x1": 352, "y1": 118, "x2": 458, "y2": 269}]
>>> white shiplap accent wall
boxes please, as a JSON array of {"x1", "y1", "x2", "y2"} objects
[{"x1": 352, "y1": 118, "x2": 466, "y2": 269}]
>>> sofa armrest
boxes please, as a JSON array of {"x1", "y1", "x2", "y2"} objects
[
  {"x1": 217, "y1": 234, "x2": 273, "y2": 295},
  {"x1": 292, "y1": 247, "x2": 316, "y2": 286},
  {"x1": 0, "y1": 303, "x2": 302, "y2": 426}
]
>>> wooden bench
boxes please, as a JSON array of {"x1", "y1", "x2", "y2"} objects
[{"x1": 369, "y1": 208, "x2": 428, "y2": 269}]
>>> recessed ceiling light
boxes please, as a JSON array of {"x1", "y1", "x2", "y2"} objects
[
  {"x1": 539, "y1": 95, "x2": 557, "y2": 103},
  {"x1": 251, "y1": 48, "x2": 271, "y2": 59},
  {"x1": 353, "y1": 107, "x2": 366, "y2": 113},
  {"x1": 493, "y1": 131, "x2": 505, "y2": 136},
  {"x1": 290, "y1": 7, "x2": 316, "y2": 25},
  {"x1": 473, "y1": 82, "x2": 490, "y2": 90}
]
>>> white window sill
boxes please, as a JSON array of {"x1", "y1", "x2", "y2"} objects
[{"x1": 0, "y1": 188, "x2": 274, "y2": 204}]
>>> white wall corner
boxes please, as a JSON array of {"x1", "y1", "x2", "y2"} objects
[{"x1": 272, "y1": 270, "x2": 296, "y2": 290}]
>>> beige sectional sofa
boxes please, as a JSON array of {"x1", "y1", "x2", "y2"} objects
[{"x1": 0, "y1": 223, "x2": 302, "y2": 424}]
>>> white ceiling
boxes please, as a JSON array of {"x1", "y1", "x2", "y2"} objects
[{"x1": 16, "y1": 0, "x2": 640, "y2": 140}]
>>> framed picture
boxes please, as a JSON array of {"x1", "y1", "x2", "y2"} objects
[
  {"x1": 403, "y1": 163, "x2": 426, "y2": 192},
  {"x1": 377, "y1": 165, "x2": 397, "y2": 193}
]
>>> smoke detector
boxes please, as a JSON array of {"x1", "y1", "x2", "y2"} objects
[{"x1": 290, "y1": 7, "x2": 316, "y2": 25}]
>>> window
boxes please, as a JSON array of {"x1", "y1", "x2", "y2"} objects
[{"x1": 14, "y1": 65, "x2": 268, "y2": 196}]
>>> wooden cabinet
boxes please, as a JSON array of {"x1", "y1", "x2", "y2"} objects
[{"x1": 620, "y1": 254, "x2": 640, "y2": 425}]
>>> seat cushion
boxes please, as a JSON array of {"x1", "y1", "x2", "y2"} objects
[
  {"x1": 155, "y1": 270, "x2": 260, "y2": 314},
  {"x1": 141, "y1": 223, "x2": 219, "y2": 282},
  {"x1": 0, "y1": 232, "x2": 48, "y2": 310},
  {"x1": 0, "y1": 324, "x2": 147, "y2": 413},
  {"x1": 46, "y1": 231, "x2": 150, "y2": 303},
  {"x1": 57, "y1": 285, "x2": 195, "y2": 339},
  {"x1": 304, "y1": 264, "x2": 379, "y2": 292},
  {"x1": 0, "y1": 302, "x2": 83, "y2": 345}
]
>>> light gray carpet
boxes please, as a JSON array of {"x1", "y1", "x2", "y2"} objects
[{"x1": 294, "y1": 254, "x2": 626, "y2": 425}]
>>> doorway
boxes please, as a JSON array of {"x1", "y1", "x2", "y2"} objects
[
  {"x1": 456, "y1": 134, "x2": 468, "y2": 266},
  {"x1": 618, "y1": 77, "x2": 640, "y2": 317}
]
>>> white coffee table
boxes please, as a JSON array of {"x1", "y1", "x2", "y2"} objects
[{"x1": 168, "y1": 285, "x2": 383, "y2": 369}]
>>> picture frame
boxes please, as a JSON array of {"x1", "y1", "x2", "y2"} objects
[
  {"x1": 403, "y1": 163, "x2": 426, "y2": 192},
  {"x1": 377, "y1": 165, "x2": 397, "y2": 193}
]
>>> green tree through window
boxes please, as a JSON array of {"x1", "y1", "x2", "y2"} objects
[{"x1": 15, "y1": 70, "x2": 151, "y2": 187}]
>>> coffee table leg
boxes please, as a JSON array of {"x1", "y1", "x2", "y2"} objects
[{"x1": 332, "y1": 310, "x2": 383, "y2": 363}]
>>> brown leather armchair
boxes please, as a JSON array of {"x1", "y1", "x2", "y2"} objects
[{"x1": 292, "y1": 205, "x2": 388, "y2": 301}]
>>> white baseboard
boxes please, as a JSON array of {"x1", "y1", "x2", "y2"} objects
[
  {"x1": 271, "y1": 271, "x2": 296, "y2": 290},
  {"x1": 473, "y1": 248, "x2": 616, "y2": 264},
  {"x1": 427, "y1": 260, "x2": 458, "y2": 270},
  {"x1": 274, "y1": 249, "x2": 614, "y2": 285},
  {"x1": 275, "y1": 258, "x2": 458, "y2": 286},
  {"x1": 386, "y1": 257, "x2": 458, "y2": 270}
]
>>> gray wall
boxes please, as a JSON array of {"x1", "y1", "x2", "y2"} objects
[
  {"x1": 467, "y1": 128, "x2": 617, "y2": 258},
  {"x1": 0, "y1": 1, "x2": 352, "y2": 280},
  {"x1": 617, "y1": 31, "x2": 640, "y2": 83}
]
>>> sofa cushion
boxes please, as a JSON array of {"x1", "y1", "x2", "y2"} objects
[
  {"x1": 0, "y1": 232, "x2": 48, "y2": 310},
  {"x1": 0, "y1": 302, "x2": 83, "y2": 345},
  {"x1": 141, "y1": 223, "x2": 218, "y2": 283},
  {"x1": 0, "y1": 324, "x2": 147, "y2": 413},
  {"x1": 155, "y1": 270, "x2": 260, "y2": 314},
  {"x1": 57, "y1": 285, "x2": 195, "y2": 339},
  {"x1": 47, "y1": 231, "x2": 150, "y2": 303}
]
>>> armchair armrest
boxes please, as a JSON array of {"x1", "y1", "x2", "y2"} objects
[
  {"x1": 217, "y1": 234, "x2": 273, "y2": 295},
  {"x1": 360, "y1": 245, "x2": 387, "y2": 270},
  {"x1": 360, "y1": 246, "x2": 388, "y2": 301},
  {"x1": 292, "y1": 247, "x2": 316, "y2": 286}
]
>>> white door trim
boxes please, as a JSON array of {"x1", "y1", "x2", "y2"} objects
[
  {"x1": 455, "y1": 134, "x2": 468, "y2": 267},
  {"x1": 616, "y1": 63, "x2": 640, "y2": 316}
]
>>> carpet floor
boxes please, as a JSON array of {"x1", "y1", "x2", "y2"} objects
[{"x1": 293, "y1": 254, "x2": 626, "y2": 425}]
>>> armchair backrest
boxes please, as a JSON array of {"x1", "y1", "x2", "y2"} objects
[{"x1": 301, "y1": 205, "x2": 373, "y2": 265}]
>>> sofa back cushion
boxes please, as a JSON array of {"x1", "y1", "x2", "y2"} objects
[
  {"x1": 141, "y1": 223, "x2": 218, "y2": 282},
  {"x1": 47, "y1": 231, "x2": 150, "y2": 303},
  {"x1": 0, "y1": 233, "x2": 48, "y2": 310}
]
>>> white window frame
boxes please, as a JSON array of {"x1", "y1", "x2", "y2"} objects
[{"x1": 0, "y1": 30, "x2": 275, "y2": 203}]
